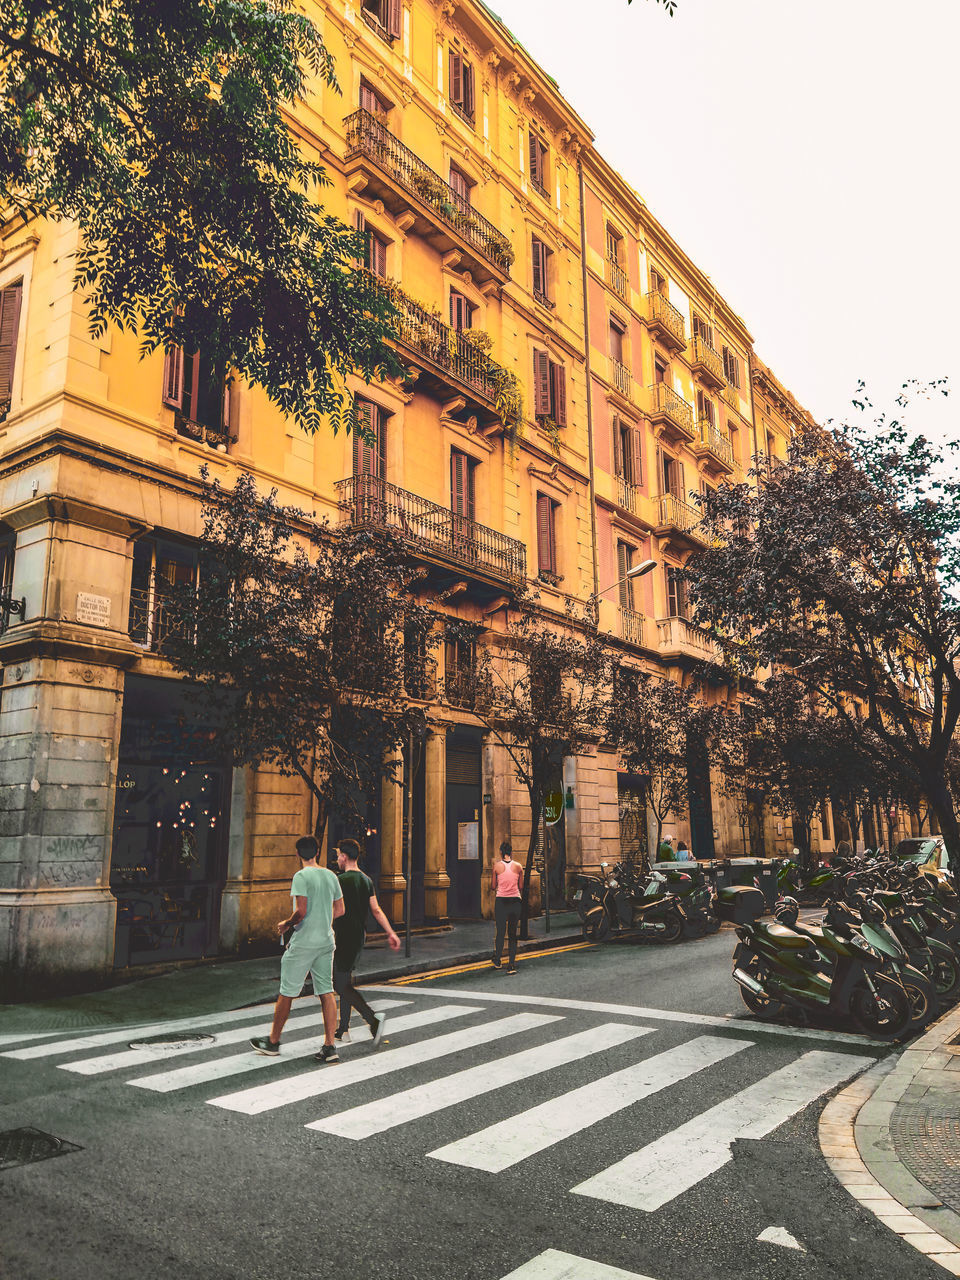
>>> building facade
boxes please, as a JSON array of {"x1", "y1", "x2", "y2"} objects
[{"x1": 0, "y1": 0, "x2": 878, "y2": 995}]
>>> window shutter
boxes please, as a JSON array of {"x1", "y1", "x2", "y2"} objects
[
  {"x1": 533, "y1": 349, "x2": 550, "y2": 417},
  {"x1": 463, "y1": 62, "x2": 475, "y2": 116},
  {"x1": 657, "y1": 446, "x2": 665, "y2": 496},
  {"x1": 531, "y1": 237, "x2": 544, "y2": 296},
  {"x1": 387, "y1": 0, "x2": 402, "y2": 38},
  {"x1": 0, "y1": 281, "x2": 23, "y2": 409},
  {"x1": 221, "y1": 375, "x2": 232, "y2": 439},
  {"x1": 182, "y1": 351, "x2": 200, "y2": 420},
  {"x1": 678, "y1": 460, "x2": 686, "y2": 500},
  {"x1": 354, "y1": 400, "x2": 382, "y2": 478},
  {"x1": 630, "y1": 428, "x2": 643, "y2": 488},
  {"x1": 369, "y1": 233, "x2": 386, "y2": 278},
  {"x1": 617, "y1": 542, "x2": 632, "y2": 609},
  {"x1": 449, "y1": 50, "x2": 463, "y2": 105},
  {"x1": 536, "y1": 494, "x2": 555, "y2": 574},
  {"x1": 528, "y1": 132, "x2": 541, "y2": 186},
  {"x1": 611, "y1": 415, "x2": 622, "y2": 476},
  {"x1": 162, "y1": 343, "x2": 184, "y2": 410},
  {"x1": 551, "y1": 361, "x2": 567, "y2": 427},
  {"x1": 451, "y1": 449, "x2": 468, "y2": 516},
  {"x1": 667, "y1": 568, "x2": 679, "y2": 617}
]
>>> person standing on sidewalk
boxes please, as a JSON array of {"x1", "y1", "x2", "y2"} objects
[
  {"x1": 333, "y1": 839, "x2": 401, "y2": 1047},
  {"x1": 250, "y1": 835, "x2": 344, "y2": 1063},
  {"x1": 491, "y1": 840, "x2": 522, "y2": 974}
]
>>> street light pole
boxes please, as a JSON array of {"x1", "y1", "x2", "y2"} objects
[
  {"x1": 404, "y1": 729, "x2": 414, "y2": 959},
  {"x1": 587, "y1": 558, "x2": 657, "y2": 624}
]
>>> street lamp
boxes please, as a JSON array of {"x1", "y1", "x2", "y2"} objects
[{"x1": 587, "y1": 558, "x2": 657, "y2": 624}]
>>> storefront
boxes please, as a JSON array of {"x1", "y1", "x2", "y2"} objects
[{"x1": 110, "y1": 676, "x2": 230, "y2": 967}]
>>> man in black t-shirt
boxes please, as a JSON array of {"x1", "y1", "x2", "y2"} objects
[{"x1": 333, "y1": 839, "x2": 400, "y2": 1046}]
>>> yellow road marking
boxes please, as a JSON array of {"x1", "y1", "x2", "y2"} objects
[{"x1": 382, "y1": 940, "x2": 595, "y2": 986}]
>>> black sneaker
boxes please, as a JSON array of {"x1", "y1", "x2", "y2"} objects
[
  {"x1": 491, "y1": 958, "x2": 502, "y2": 969},
  {"x1": 314, "y1": 1044, "x2": 340, "y2": 1064},
  {"x1": 250, "y1": 1036, "x2": 280, "y2": 1056},
  {"x1": 371, "y1": 1014, "x2": 387, "y2": 1048}
]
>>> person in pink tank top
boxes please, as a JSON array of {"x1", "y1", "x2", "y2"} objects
[{"x1": 491, "y1": 840, "x2": 523, "y2": 973}]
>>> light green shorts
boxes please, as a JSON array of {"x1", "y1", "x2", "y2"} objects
[{"x1": 280, "y1": 943, "x2": 334, "y2": 998}]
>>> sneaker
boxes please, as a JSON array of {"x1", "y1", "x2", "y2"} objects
[
  {"x1": 506, "y1": 967, "x2": 518, "y2": 975},
  {"x1": 314, "y1": 1044, "x2": 340, "y2": 1064},
  {"x1": 334, "y1": 1029, "x2": 351, "y2": 1043},
  {"x1": 250, "y1": 1036, "x2": 280, "y2": 1056},
  {"x1": 491, "y1": 958, "x2": 502, "y2": 970},
  {"x1": 371, "y1": 1014, "x2": 387, "y2": 1048}
]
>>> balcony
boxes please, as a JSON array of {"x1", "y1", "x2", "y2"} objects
[
  {"x1": 336, "y1": 475, "x2": 526, "y2": 589},
  {"x1": 646, "y1": 291, "x2": 686, "y2": 353},
  {"x1": 606, "y1": 255, "x2": 628, "y2": 299},
  {"x1": 690, "y1": 333, "x2": 726, "y2": 391},
  {"x1": 656, "y1": 615, "x2": 719, "y2": 664},
  {"x1": 610, "y1": 358, "x2": 632, "y2": 401},
  {"x1": 647, "y1": 382, "x2": 695, "y2": 446},
  {"x1": 655, "y1": 493, "x2": 705, "y2": 554},
  {"x1": 174, "y1": 413, "x2": 236, "y2": 452},
  {"x1": 616, "y1": 475, "x2": 644, "y2": 516},
  {"x1": 723, "y1": 381, "x2": 741, "y2": 412},
  {"x1": 129, "y1": 585, "x2": 187, "y2": 652},
  {"x1": 693, "y1": 418, "x2": 734, "y2": 476},
  {"x1": 619, "y1": 605, "x2": 645, "y2": 648},
  {"x1": 344, "y1": 109, "x2": 512, "y2": 286}
]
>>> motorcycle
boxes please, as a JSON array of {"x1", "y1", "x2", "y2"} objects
[
  {"x1": 723, "y1": 885, "x2": 912, "y2": 1039},
  {"x1": 574, "y1": 863, "x2": 687, "y2": 943}
]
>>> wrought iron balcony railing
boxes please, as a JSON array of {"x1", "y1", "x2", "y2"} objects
[
  {"x1": 690, "y1": 333, "x2": 725, "y2": 388},
  {"x1": 646, "y1": 290, "x2": 686, "y2": 349},
  {"x1": 647, "y1": 382, "x2": 694, "y2": 438},
  {"x1": 696, "y1": 418, "x2": 734, "y2": 469},
  {"x1": 337, "y1": 475, "x2": 526, "y2": 585},
  {"x1": 388, "y1": 286, "x2": 503, "y2": 406},
  {"x1": 619, "y1": 606, "x2": 645, "y2": 648},
  {"x1": 344, "y1": 109, "x2": 512, "y2": 276},
  {"x1": 611, "y1": 358, "x2": 632, "y2": 400},
  {"x1": 616, "y1": 475, "x2": 643, "y2": 515},
  {"x1": 607, "y1": 255, "x2": 628, "y2": 299},
  {"x1": 129, "y1": 585, "x2": 187, "y2": 651},
  {"x1": 656, "y1": 493, "x2": 701, "y2": 537}
]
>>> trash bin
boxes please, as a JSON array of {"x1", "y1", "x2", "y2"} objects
[{"x1": 725, "y1": 858, "x2": 781, "y2": 909}]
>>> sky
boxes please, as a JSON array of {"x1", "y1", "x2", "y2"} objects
[{"x1": 494, "y1": 0, "x2": 959, "y2": 447}]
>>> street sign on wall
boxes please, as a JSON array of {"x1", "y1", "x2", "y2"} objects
[{"x1": 543, "y1": 792, "x2": 563, "y2": 825}]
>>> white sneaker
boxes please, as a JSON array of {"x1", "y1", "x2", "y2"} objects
[
  {"x1": 335, "y1": 1029, "x2": 351, "y2": 1043},
  {"x1": 371, "y1": 1014, "x2": 387, "y2": 1048}
]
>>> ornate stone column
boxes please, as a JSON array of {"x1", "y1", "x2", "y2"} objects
[
  {"x1": 423, "y1": 724, "x2": 450, "y2": 921},
  {"x1": 378, "y1": 750, "x2": 406, "y2": 923}
]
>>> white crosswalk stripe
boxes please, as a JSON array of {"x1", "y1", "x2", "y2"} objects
[
  {"x1": 207, "y1": 1012, "x2": 562, "y2": 1115},
  {"x1": 130, "y1": 1004, "x2": 475, "y2": 1093},
  {"x1": 307, "y1": 1022, "x2": 653, "y2": 1140},
  {"x1": 501, "y1": 1251, "x2": 657, "y2": 1280},
  {"x1": 571, "y1": 1048, "x2": 875, "y2": 1210},
  {"x1": 59, "y1": 999, "x2": 412, "y2": 1076},
  {"x1": 429, "y1": 1034, "x2": 751, "y2": 1173}
]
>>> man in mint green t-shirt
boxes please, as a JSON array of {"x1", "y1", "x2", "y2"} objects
[{"x1": 250, "y1": 836, "x2": 343, "y2": 1062}]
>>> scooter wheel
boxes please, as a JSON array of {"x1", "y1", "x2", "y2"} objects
[
  {"x1": 932, "y1": 951, "x2": 960, "y2": 1001},
  {"x1": 737, "y1": 957, "x2": 785, "y2": 1018},
  {"x1": 849, "y1": 976, "x2": 912, "y2": 1039},
  {"x1": 583, "y1": 914, "x2": 612, "y2": 943},
  {"x1": 659, "y1": 914, "x2": 684, "y2": 944}
]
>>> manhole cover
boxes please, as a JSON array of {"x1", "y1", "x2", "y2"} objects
[
  {"x1": 128, "y1": 1032, "x2": 216, "y2": 1052},
  {"x1": 0, "y1": 1127, "x2": 83, "y2": 1171}
]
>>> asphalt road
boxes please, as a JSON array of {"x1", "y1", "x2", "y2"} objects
[{"x1": 0, "y1": 929, "x2": 947, "y2": 1280}]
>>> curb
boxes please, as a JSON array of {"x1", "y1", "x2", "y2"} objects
[
  {"x1": 819, "y1": 1002, "x2": 960, "y2": 1275},
  {"x1": 354, "y1": 930, "x2": 589, "y2": 986}
]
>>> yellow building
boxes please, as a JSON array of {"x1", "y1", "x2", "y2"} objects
[{"x1": 0, "y1": 0, "x2": 833, "y2": 994}]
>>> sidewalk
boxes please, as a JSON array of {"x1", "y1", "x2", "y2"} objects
[
  {"x1": 820, "y1": 1000, "x2": 960, "y2": 1275},
  {"x1": 0, "y1": 911, "x2": 583, "y2": 1040}
]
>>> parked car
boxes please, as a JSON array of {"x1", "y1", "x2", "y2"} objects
[{"x1": 895, "y1": 836, "x2": 952, "y2": 881}]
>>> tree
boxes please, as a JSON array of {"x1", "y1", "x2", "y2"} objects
[
  {"x1": 628, "y1": 0, "x2": 678, "y2": 11},
  {"x1": 689, "y1": 383, "x2": 960, "y2": 855},
  {"x1": 166, "y1": 471, "x2": 435, "y2": 843},
  {"x1": 0, "y1": 0, "x2": 399, "y2": 433},
  {"x1": 473, "y1": 596, "x2": 612, "y2": 938},
  {"x1": 607, "y1": 670, "x2": 714, "y2": 862}
]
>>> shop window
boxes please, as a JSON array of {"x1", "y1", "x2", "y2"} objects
[
  {"x1": 532, "y1": 349, "x2": 567, "y2": 428},
  {"x1": 536, "y1": 492, "x2": 560, "y2": 581},
  {"x1": 528, "y1": 131, "x2": 548, "y2": 197},
  {"x1": 448, "y1": 49, "x2": 476, "y2": 124},
  {"x1": 0, "y1": 279, "x2": 24, "y2": 422},
  {"x1": 360, "y1": 0, "x2": 401, "y2": 41}
]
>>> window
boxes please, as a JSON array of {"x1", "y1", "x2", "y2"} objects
[
  {"x1": 444, "y1": 631, "x2": 477, "y2": 708},
  {"x1": 722, "y1": 345, "x2": 740, "y2": 389},
  {"x1": 660, "y1": 449, "x2": 685, "y2": 499},
  {"x1": 820, "y1": 799, "x2": 832, "y2": 840},
  {"x1": 450, "y1": 449, "x2": 476, "y2": 519},
  {"x1": 617, "y1": 541, "x2": 636, "y2": 610},
  {"x1": 355, "y1": 212, "x2": 387, "y2": 278},
  {"x1": 766, "y1": 430, "x2": 775, "y2": 459},
  {"x1": 531, "y1": 236, "x2": 552, "y2": 305},
  {"x1": 532, "y1": 350, "x2": 567, "y2": 427},
  {"x1": 360, "y1": 0, "x2": 401, "y2": 40},
  {"x1": 528, "y1": 130, "x2": 548, "y2": 196},
  {"x1": 449, "y1": 290, "x2": 474, "y2": 332},
  {"x1": 128, "y1": 537, "x2": 202, "y2": 651},
  {"x1": 666, "y1": 566, "x2": 691, "y2": 620},
  {"x1": 0, "y1": 524, "x2": 16, "y2": 636},
  {"x1": 606, "y1": 227, "x2": 623, "y2": 266},
  {"x1": 654, "y1": 357, "x2": 668, "y2": 385},
  {"x1": 650, "y1": 266, "x2": 667, "y2": 296},
  {"x1": 536, "y1": 493, "x2": 560, "y2": 578},
  {"x1": 354, "y1": 398, "x2": 387, "y2": 479},
  {"x1": 613, "y1": 417, "x2": 642, "y2": 487},
  {"x1": 359, "y1": 80, "x2": 388, "y2": 117},
  {"x1": 449, "y1": 164, "x2": 472, "y2": 205},
  {"x1": 608, "y1": 319, "x2": 625, "y2": 365},
  {"x1": 0, "y1": 279, "x2": 24, "y2": 421},
  {"x1": 696, "y1": 390, "x2": 714, "y2": 425},
  {"x1": 162, "y1": 342, "x2": 231, "y2": 440},
  {"x1": 692, "y1": 314, "x2": 713, "y2": 346},
  {"x1": 448, "y1": 49, "x2": 476, "y2": 123}
]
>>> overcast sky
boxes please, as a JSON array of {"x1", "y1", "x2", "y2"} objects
[{"x1": 495, "y1": 0, "x2": 959, "y2": 445}]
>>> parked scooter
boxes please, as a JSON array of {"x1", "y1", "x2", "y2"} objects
[
  {"x1": 574, "y1": 863, "x2": 687, "y2": 943},
  {"x1": 723, "y1": 885, "x2": 912, "y2": 1039}
]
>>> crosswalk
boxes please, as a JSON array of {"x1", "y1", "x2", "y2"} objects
[{"x1": 1, "y1": 989, "x2": 875, "y2": 1220}]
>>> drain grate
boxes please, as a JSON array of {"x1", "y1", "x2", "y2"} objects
[
  {"x1": 0, "y1": 1127, "x2": 83, "y2": 1171},
  {"x1": 128, "y1": 1032, "x2": 216, "y2": 1051}
]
